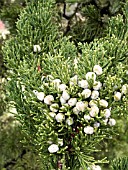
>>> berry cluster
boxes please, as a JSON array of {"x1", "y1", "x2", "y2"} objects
[{"x1": 32, "y1": 65, "x2": 120, "y2": 155}]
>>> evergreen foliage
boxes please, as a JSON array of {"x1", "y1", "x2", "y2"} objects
[
  {"x1": 0, "y1": 0, "x2": 26, "y2": 116},
  {"x1": 111, "y1": 157, "x2": 128, "y2": 170},
  {"x1": 2, "y1": 0, "x2": 128, "y2": 169},
  {"x1": 57, "y1": 0, "x2": 127, "y2": 43}
]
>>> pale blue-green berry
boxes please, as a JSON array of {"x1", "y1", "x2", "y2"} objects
[
  {"x1": 68, "y1": 98, "x2": 77, "y2": 106},
  {"x1": 78, "y1": 79, "x2": 89, "y2": 89},
  {"x1": 48, "y1": 144, "x2": 59, "y2": 153},
  {"x1": 84, "y1": 115, "x2": 91, "y2": 121},
  {"x1": 103, "y1": 109, "x2": 111, "y2": 118},
  {"x1": 93, "y1": 81, "x2": 102, "y2": 90},
  {"x1": 108, "y1": 118, "x2": 116, "y2": 126},
  {"x1": 94, "y1": 122, "x2": 100, "y2": 128},
  {"x1": 121, "y1": 84, "x2": 128, "y2": 94},
  {"x1": 84, "y1": 126, "x2": 94, "y2": 134},
  {"x1": 60, "y1": 96, "x2": 66, "y2": 104},
  {"x1": 76, "y1": 101, "x2": 86, "y2": 112},
  {"x1": 91, "y1": 165, "x2": 102, "y2": 170},
  {"x1": 73, "y1": 107, "x2": 80, "y2": 115},
  {"x1": 58, "y1": 84, "x2": 67, "y2": 91},
  {"x1": 91, "y1": 90, "x2": 99, "y2": 99},
  {"x1": 33, "y1": 45, "x2": 41, "y2": 52},
  {"x1": 114, "y1": 92, "x2": 122, "y2": 101},
  {"x1": 81, "y1": 89, "x2": 91, "y2": 99},
  {"x1": 36, "y1": 92, "x2": 45, "y2": 101},
  {"x1": 89, "y1": 106, "x2": 99, "y2": 117},
  {"x1": 44, "y1": 95, "x2": 54, "y2": 105},
  {"x1": 62, "y1": 91, "x2": 70, "y2": 101},
  {"x1": 66, "y1": 117, "x2": 74, "y2": 126},
  {"x1": 93, "y1": 65, "x2": 103, "y2": 75},
  {"x1": 55, "y1": 113, "x2": 65, "y2": 122},
  {"x1": 86, "y1": 72, "x2": 96, "y2": 81},
  {"x1": 99, "y1": 99, "x2": 108, "y2": 108}
]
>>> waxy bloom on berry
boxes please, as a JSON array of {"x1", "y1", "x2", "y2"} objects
[
  {"x1": 76, "y1": 101, "x2": 86, "y2": 112},
  {"x1": 108, "y1": 118, "x2": 116, "y2": 126},
  {"x1": 114, "y1": 92, "x2": 121, "y2": 101},
  {"x1": 58, "y1": 84, "x2": 67, "y2": 91},
  {"x1": 89, "y1": 106, "x2": 99, "y2": 117},
  {"x1": 93, "y1": 81, "x2": 102, "y2": 90},
  {"x1": 36, "y1": 92, "x2": 45, "y2": 101},
  {"x1": 66, "y1": 117, "x2": 74, "y2": 126},
  {"x1": 62, "y1": 91, "x2": 70, "y2": 101},
  {"x1": 84, "y1": 126, "x2": 94, "y2": 134},
  {"x1": 81, "y1": 89, "x2": 91, "y2": 99},
  {"x1": 93, "y1": 65, "x2": 102, "y2": 75},
  {"x1": 44, "y1": 95, "x2": 54, "y2": 105},
  {"x1": 99, "y1": 99, "x2": 108, "y2": 108},
  {"x1": 48, "y1": 144, "x2": 59, "y2": 153},
  {"x1": 104, "y1": 109, "x2": 111, "y2": 118},
  {"x1": 55, "y1": 113, "x2": 65, "y2": 122},
  {"x1": 78, "y1": 79, "x2": 88, "y2": 89},
  {"x1": 86, "y1": 72, "x2": 96, "y2": 81},
  {"x1": 68, "y1": 98, "x2": 77, "y2": 106},
  {"x1": 91, "y1": 90, "x2": 99, "y2": 99},
  {"x1": 33, "y1": 45, "x2": 41, "y2": 52}
]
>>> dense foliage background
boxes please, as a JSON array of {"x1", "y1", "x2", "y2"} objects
[{"x1": 0, "y1": 0, "x2": 128, "y2": 169}]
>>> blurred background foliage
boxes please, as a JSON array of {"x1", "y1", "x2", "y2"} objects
[
  {"x1": 0, "y1": 0, "x2": 128, "y2": 169},
  {"x1": 56, "y1": 0, "x2": 127, "y2": 43}
]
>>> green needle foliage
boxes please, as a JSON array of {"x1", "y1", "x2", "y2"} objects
[
  {"x1": 3, "y1": 0, "x2": 128, "y2": 169},
  {"x1": 111, "y1": 157, "x2": 128, "y2": 170}
]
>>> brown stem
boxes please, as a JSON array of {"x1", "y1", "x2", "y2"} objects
[{"x1": 58, "y1": 160, "x2": 62, "y2": 170}]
